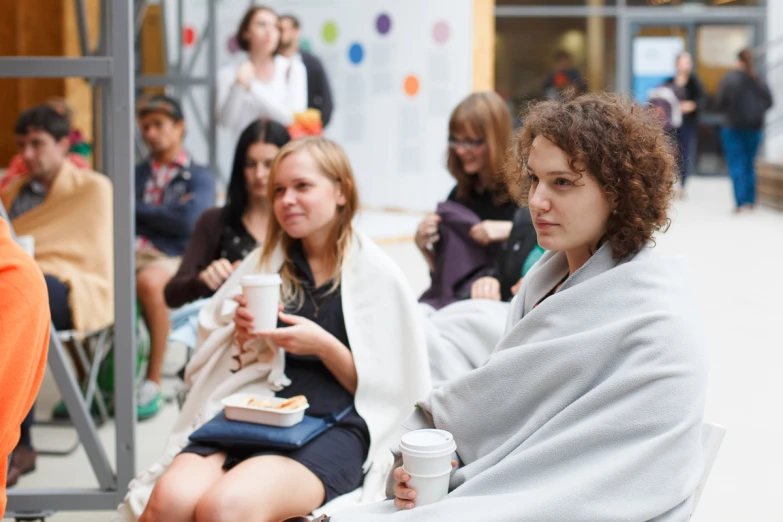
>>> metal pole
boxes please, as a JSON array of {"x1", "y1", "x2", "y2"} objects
[
  {"x1": 176, "y1": 0, "x2": 185, "y2": 98},
  {"x1": 75, "y1": 0, "x2": 91, "y2": 58},
  {"x1": 109, "y1": 0, "x2": 138, "y2": 504},
  {"x1": 207, "y1": 0, "x2": 218, "y2": 176},
  {"x1": 616, "y1": 0, "x2": 631, "y2": 96}
]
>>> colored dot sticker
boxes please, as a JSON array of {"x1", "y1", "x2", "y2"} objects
[
  {"x1": 323, "y1": 22, "x2": 338, "y2": 44},
  {"x1": 433, "y1": 21, "x2": 450, "y2": 44},
  {"x1": 300, "y1": 38, "x2": 312, "y2": 53},
  {"x1": 348, "y1": 43, "x2": 364, "y2": 65},
  {"x1": 404, "y1": 75, "x2": 420, "y2": 97},
  {"x1": 376, "y1": 13, "x2": 392, "y2": 35},
  {"x1": 227, "y1": 36, "x2": 241, "y2": 54},
  {"x1": 183, "y1": 27, "x2": 196, "y2": 47}
]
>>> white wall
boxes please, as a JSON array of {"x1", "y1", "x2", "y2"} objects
[
  {"x1": 765, "y1": 0, "x2": 782, "y2": 162},
  {"x1": 165, "y1": 0, "x2": 474, "y2": 211}
]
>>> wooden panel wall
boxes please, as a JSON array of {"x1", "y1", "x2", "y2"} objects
[
  {"x1": 473, "y1": 0, "x2": 496, "y2": 91},
  {"x1": 0, "y1": 0, "x2": 99, "y2": 167}
]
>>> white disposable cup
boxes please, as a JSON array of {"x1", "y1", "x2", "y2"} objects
[
  {"x1": 405, "y1": 469, "x2": 452, "y2": 507},
  {"x1": 16, "y1": 235, "x2": 34, "y2": 257},
  {"x1": 399, "y1": 429, "x2": 456, "y2": 476},
  {"x1": 240, "y1": 274, "x2": 282, "y2": 332}
]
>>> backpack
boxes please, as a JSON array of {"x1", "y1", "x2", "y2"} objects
[{"x1": 648, "y1": 85, "x2": 683, "y2": 131}]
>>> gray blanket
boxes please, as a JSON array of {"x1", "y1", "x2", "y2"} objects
[
  {"x1": 332, "y1": 243, "x2": 708, "y2": 521},
  {"x1": 423, "y1": 299, "x2": 509, "y2": 387}
]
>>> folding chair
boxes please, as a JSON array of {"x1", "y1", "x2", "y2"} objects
[
  {"x1": 691, "y1": 421, "x2": 727, "y2": 517},
  {"x1": 34, "y1": 326, "x2": 114, "y2": 456}
]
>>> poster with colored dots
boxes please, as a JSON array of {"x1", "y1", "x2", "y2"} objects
[{"x1": 174, "y1": 0, "x2": 472, "y2": 211}]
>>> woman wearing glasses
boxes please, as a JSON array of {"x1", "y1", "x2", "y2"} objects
[{"x1": 415, "y1": 92, "x2": 518, "y2": 303}]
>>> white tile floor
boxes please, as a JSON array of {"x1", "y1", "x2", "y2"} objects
[{"x1": 5, "y1": 176, "x2": 783, "y2": 521}]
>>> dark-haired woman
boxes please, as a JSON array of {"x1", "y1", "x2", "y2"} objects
[
  {"x1": 164, "y1": 119, "x2": 291, "y2": 308},
  {"x1": 216, "y1": 5, "x2": 306, "y2": 149}
]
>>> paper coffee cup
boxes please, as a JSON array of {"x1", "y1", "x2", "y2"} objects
[
  {"x1": 400, "y1": 429, "x2": 456, "y2": 476},
  {"x1": 240, "y1": 274, "x2": 282, "y2": 332},
  {"x1": 405, "y1": 469, "x2": 452, "y2": 507},
  {"x1": 16, "y1": 235, "x2": 35, "y2": 257}
]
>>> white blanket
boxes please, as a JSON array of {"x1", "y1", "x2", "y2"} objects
[
  {"x1": 114, "y1": 230, "x2": 431, "y2": 520},
  {"x1": 331, "y1": 243, "x2": 709, "y2": 522}
]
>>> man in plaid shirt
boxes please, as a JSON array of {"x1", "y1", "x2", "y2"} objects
[{"x1": 135, "y1": 95, "x2": 215, "y2": 418}]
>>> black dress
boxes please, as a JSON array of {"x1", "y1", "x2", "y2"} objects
[{"x1": 182, "y1": 241, "x2": 370, "y2": 504}]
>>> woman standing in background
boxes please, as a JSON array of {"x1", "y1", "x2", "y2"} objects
[
  {"x1": 216, "y1": 5, "x2": 307, "y2": 149},
  {"x1": 666, "y1": 52, "x2": 706, "y2": 198}
]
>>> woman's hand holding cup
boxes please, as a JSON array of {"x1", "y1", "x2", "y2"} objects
[
  {"x1": 233, "y1": 294, "x2": 257, "y2": 346},
  {"x1": 393, "y1": 460, "x2": 457, "y2": 511},
  {"x1": 393, "y1": 466, "x2": 417, "y2": 510}
]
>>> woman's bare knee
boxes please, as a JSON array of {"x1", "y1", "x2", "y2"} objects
[
  {"x1": 142, "y1": 453, "x2": 225, "y2": 522},
  {"x1": 143, "y1": 472, "x2": 203, "y2": 522},
  {"x1": 195, "y1": 488, "x2": 262, "y2": 522}
]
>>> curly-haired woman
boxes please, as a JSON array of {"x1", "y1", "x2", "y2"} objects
[{"x1": 322, "y1": 93, "x2": 709, "y2": 522}]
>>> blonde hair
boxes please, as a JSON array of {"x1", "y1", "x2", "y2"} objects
[
  {"x1": 259, "y1": 137, "x2": 359, "y2": 309},
  {"x1": 448, "y1": 91, "x2": 513, "y2": 204}
]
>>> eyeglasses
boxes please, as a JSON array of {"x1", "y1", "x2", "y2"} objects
[{"x1": 448, "y1": 137, "x2": 486, "y2": 150}]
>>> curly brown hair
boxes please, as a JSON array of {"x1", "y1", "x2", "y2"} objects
[{"x1": 506, "y1": 93, "x2": 677, "y2": 259}]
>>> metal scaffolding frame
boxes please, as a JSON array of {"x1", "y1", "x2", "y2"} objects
[
  {"x1": 137, "y1": 0, "x2": 220, "y2": 179},
  {"x1": 1, "y1": 0, "x2": 136, "y2": 515}
]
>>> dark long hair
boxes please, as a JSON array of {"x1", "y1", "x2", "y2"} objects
[{"x1": 222, "y1": 119, "x2": 291, "y2": 231}]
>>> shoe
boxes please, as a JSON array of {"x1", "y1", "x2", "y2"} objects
[
  {"x1": 6, "y1": 445, "x2": 37, "y2": 487},
  {"x1": 137, "y1": 380, "x2": 163, "y2": 420}
]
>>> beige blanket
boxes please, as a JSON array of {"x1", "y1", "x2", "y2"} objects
[{"x1": 1, "y1": 160, "x2": 113, "y2": 331}]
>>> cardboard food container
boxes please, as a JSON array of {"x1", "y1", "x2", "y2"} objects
[{"x1": 221, "y1": 393, "x2": 309, "y2": 427}]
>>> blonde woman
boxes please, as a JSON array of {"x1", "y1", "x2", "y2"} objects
[{"x1": 139, "y1": 138, "x2": 430, "y2": 522}]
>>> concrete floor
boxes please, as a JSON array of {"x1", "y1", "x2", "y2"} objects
[{"x1": 5, "y1": 176, "x2": 782, "y2": 521}]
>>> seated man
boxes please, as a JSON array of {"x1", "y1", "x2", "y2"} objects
[
  {"x1": 0, "y1": 217, "x2": 50, "y2": 515},
  {"x1": 1, "y1": 104, "x2": 113, "y2": 487},
  {"x1": 134, "y1": 95, "x2": 215, "y2": 418}
]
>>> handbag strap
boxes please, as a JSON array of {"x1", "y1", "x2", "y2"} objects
[{"x1": 322, "y1": 405, "x2": 354, "y2": 426}]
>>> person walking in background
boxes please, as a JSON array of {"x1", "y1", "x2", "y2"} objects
[
  {"x1": 0, "y1": 218, "x2": 50, "y2": 516},
  {"x1": 216, "y1": 5, "x2": 307, "y2": 149},
  {"x1": 544, "y1": 50, "x2": 587, "y2": 100},
  {"x1": 716, "y1": 48, "x2": 773, "y2": 213},
  {"x1": 134, "y1": 95, "x2": 215, "y2": 418},
  {"x1": 279, "y1": 14, "x2": 334, "y2": 127},
  {"x1": 665, "y1": 52, "x2": 707, "y2": 198}
]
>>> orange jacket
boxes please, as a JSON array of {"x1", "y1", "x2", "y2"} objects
[{"x1": 0, "y1": 218, "x2": 49, "y2": 516}]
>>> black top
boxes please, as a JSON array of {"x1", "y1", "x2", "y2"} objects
[
  {"x1": 276, "y1": 241, "x2": 370, "y2": 448},
  {"x1": 716, "y1": 70, "x2": 774, "y2": 130},
  {"x1": 164, "y1": 207, "x2": 258, "y2": 308},
  {"x1": 301, "y1": 50, "x2": 334, "y2": 127},
  {"x1": 665, "y1": 74, "x2": 707, "y2": 126},
  {"x1": 447, "y1": 185, "x2": 517, "y2": 222}
]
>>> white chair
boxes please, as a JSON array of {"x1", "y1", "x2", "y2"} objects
[{"x1": 691, "y1": 421, "x2": 727, "y2": 517}]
